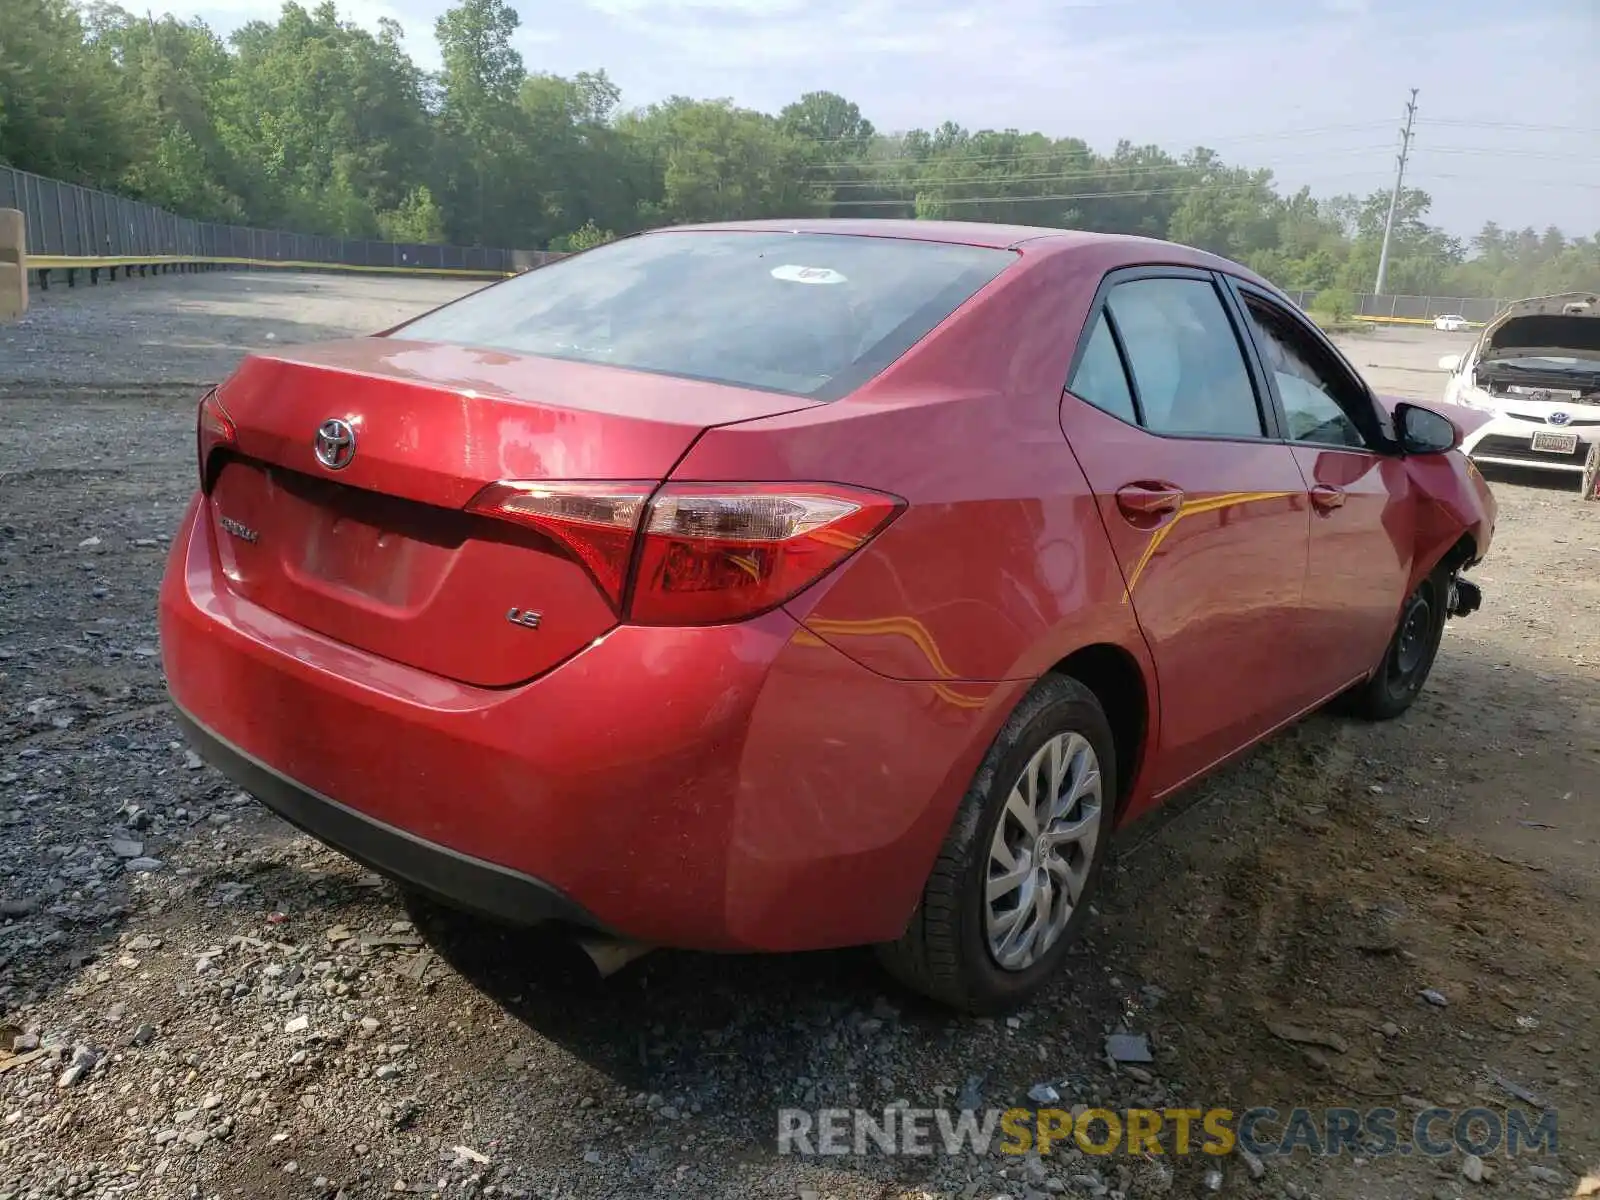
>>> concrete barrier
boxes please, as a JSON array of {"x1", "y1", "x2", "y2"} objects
[{"x1": 0, "y1": 209, "x2": 25, "y2": 321}]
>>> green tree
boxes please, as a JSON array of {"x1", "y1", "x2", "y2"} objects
[
  {"x1": 86, "y1": 7, "x2": 243, "y2": 219},
  {"x1": 377, "y1": 185, "x2": 446, "y2": 242},
  {"x1": 215, "y1": 4, "x2": 433, "y2": 235},
  {"x1": 0, "y1": 0, "x2": 127, "y2": 183},
  {"x1": 1167, "y1": 148, "x2": 1281, "y2": 262},
  {"x1": 1310, "y1": 286, "x2": 1355, "y2": 322},
  {"x1": 0, "y1": 1, "x2": 1589, "y2": 290},
  {"x1": 432, "y1": 0, "x2": 527, "y2": 245},
  {"x1": 620, "y1": 97, "x2": 816, "y2": 225},
  {"x1": 550, "y1": 218, "x2": 614, "y2": 251}
]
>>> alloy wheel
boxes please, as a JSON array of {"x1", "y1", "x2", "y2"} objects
[{"x1": 984, "y1": 732, "x2": 1104, "y2": 972}]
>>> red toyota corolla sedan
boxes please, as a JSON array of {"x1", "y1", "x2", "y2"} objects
[{"x1": 160, "y1": 220, "x2": 1496, "y2": 1011}]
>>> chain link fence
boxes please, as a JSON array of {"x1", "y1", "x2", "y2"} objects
[
  {"x1": 0, "y1": 165, "x2": 557, "y2": 275},
  {"x1": 1278, "y1": 290, "x2": 1510, "y2": 324}
]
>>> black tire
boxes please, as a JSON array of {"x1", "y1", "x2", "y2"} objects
[
  {"x1": 1342, "y1": 566, "x2": 1449, "y2": 721},
  {"x1": 1582, "y1": 441, "x2": 1599, "y2": 502},
  {"x1": 876, "y1": 674, "x2": 1117, "y2": 1014}
]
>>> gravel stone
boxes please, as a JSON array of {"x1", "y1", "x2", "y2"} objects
[{"x1": 1, "y1": 277, "x2": 1595, "y2": 1200}]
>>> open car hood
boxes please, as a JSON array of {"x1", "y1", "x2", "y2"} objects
[{"x1": 1478, "y1": 291, "x2": 1600, "y2": 364}]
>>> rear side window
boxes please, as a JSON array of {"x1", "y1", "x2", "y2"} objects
[
  {"x1": 1105, "y1": 278, "x2": 1264, "y2": 438},
  {"x1": 1069, "y1": 314, "x2": 1138, "y2": 424},
  {"x1": 394, "y1": 232, "x2": 1015, "y2": 400}
]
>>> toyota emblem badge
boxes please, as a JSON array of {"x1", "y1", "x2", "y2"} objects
[
  {"x1": 314, "y1": 418, "x2": 357, "y2": 470},
  {"x1": 1548, "y1": 411, "x2": 1572, "y2": 427}
]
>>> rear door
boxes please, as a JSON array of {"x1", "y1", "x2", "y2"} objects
[
  {"x1": 1059, "y1": 268, "x2": 1313, "y2": 796},
  {"x1": 1225, "y1": 280, "x2": 1416, "y2": 696}
]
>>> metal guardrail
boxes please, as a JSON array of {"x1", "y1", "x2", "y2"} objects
[
  {"x1": 0, "y1": 165, "x2": 550, "y2": 281},
  {"x1": 24, "y1": 255, "x2": 520, "y2": 288}
]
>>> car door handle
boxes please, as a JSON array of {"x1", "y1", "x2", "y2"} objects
[
  {"x1": 1310, "y1": 484, "x2": 1346, "y2": 512},
  {"x1": 1115, "y1": 482, "x2": 1185, "y2": 520}
]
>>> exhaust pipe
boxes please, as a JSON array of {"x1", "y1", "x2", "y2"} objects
[{"x1": 574, "y1": 932, "x2": 656, "y2": 978}]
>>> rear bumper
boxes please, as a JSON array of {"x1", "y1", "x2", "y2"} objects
[
  {"x1": 160, "y1": 495, "x2": 1017, "y2": 952},
  {"x1": 172, "y1": 705, "x2": 603, "y2": 930}
]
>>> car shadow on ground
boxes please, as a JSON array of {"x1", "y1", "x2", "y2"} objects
[
  {"x1": 4, "y1": 614, "x2": 1592, "y2": 1197},
  {"x1": 401, "y1": 890, "x2": 1127, "y2": 1155},
  {"x1": 382, "y1": 637, "x2": 1592, "y2": 1134}
]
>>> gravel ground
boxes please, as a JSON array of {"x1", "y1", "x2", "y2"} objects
[{"x1": 0, "y1": 274, "x2": 1595, "y2": 1200}]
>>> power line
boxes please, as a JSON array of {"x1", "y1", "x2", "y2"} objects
[
  {"x1": 808, "y1": 147, "x2": 1395, "y2": 189},
  {"x1": 801, "y1": 143, "x2": 1393, "y2": 175},
  {"x1": 1411, "y1": 173, "x2": 1600, "y2": 191},
  {"x1": 1420, "y1": 118, "x2": 1600, "y2": 135},
  {"x1": 799, "y1": 138, "x2": 1589, "y2": 183},
  {"x1": 1375, "y1": 88, "x2": 1419, "y2": 297},
  {"x1": 794, "y1": 123, "x2": 1399, "y2": 170},
  {"x1": 810, "y1": 146, "x2": 1393, "y2": 191},
  {"x1": 823, "y1": 174, "x2": 1387, "y2": 209},
  {"x1": 1410, "y1": 145, "x2": 1591, "y2": 161},
  {"x1": 778, "y1": 119, "x2": 1396, "y2": 152}
]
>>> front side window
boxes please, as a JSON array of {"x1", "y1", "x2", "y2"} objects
[
  {"x1": 392, "y1": 231, "x2": 1015, "y2": 400},
  {"x1": 1104, "y1": 278, "x2": 1264, "y2": 438},
  {"x1": 1241, "y1": 296, "x2": 1371, "y2": 449}
]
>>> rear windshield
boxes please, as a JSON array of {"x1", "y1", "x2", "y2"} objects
[{"x1": 393, "y1": 231, "x2": 1016, "y2": 399}]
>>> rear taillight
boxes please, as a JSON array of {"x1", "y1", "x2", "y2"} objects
[
  {"x1": 465, "y1": 480, "x2": 901, "y2": 624},
  {"x1": 631, "y1": 485, "x2": 900, "y2": 624},
  {"x1": 466, "y1": 482, "x2": 653, "y2": 607},
  {"x1": 197, "y1": 389, "x2": 237, "y2": 489}
]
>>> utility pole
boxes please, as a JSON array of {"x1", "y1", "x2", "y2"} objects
[{"x1": 1374, "y1": 88, "x2": 1419, "y2": 296}]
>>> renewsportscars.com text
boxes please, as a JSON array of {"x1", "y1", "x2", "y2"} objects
[{"x1": 777, "y1": 1105, "x2": 1558, "y2": 1159}]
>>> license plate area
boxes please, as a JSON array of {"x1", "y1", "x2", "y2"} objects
[
  {"x1": 301, "y1": 514, "x2": 426, "y2": 603},
  {"x1": 265, "y1": 466, "x2": 462, "y2": 608},
  {"x1": 1530, "y1": 431, "x2": 1578, "y2": 455}
]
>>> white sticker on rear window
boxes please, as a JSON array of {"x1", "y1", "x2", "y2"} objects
[{"x1": 771, "y1": 264, "x2": 847, "y2": 285}]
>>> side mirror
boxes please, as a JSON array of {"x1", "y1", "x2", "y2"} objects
[
  {"x1": 1395, "y1": 402, "x2": 1460, "y2": 455},
  {"x1": 1437, "y1": 354, "x2": 1462, "y2": 373}
]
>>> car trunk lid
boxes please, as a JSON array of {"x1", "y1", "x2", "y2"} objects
[{"x1": 202, "y1": 338, "x2": 816, "y2": 686}]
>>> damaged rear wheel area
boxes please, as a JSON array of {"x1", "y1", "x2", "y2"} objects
[{"x1": 1446, "y1": 573, "x2": 1483, "y2": 619}]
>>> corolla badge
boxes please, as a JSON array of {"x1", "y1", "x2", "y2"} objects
[
  {"x1": 1548, "y1": 411, "x2": 1572, "y2": 427},
  {"x1": 218, "y1": 515, "x2": 259, "y2": 543},
  {"x1": 314, "y1": 418, "x2": 357, "y2": 470}
]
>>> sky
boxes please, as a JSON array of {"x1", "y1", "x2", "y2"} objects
[{"x1": 178, "y1": 0, "x2": 1598, "y2": 241}]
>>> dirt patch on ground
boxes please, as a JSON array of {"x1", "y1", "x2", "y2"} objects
[
  {"x1": 1100, "y1": 714, "x2": 1597, "y2": 1199},
  {"x1": 0, "y1": 278, "x2": 1594, "y2": 1200}
]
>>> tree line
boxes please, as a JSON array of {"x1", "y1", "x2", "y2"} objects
[{"x1": 2, "y1": 0, "x2": 1595, "y2": 298}]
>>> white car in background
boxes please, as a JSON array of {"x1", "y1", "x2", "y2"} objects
[
  {"x1": 1440, "y1": 292, "x2": 1600, "y2": 491},
  {"x1": 1434, "y1": 314, "x2": 1470, "y2": 332}
]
